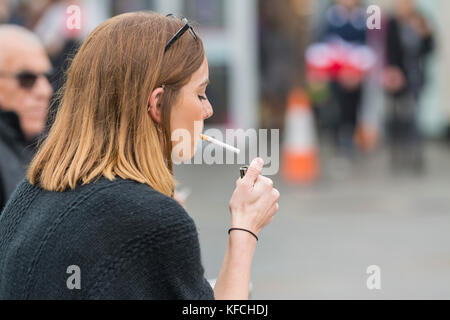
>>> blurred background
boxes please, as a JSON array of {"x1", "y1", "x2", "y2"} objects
[{"x1": 1, "y1": 0, "x2": 450, "y2": 299}]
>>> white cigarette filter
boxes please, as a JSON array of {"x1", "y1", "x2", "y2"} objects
[{"x1": 200, "y1": 134, "x2": 240, "y2": 154}]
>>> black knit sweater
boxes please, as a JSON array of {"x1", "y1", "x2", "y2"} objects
[{"x1": 0, "y1": 177, "x2": 214, "y2": 300}]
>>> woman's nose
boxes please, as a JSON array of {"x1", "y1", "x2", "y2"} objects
[{"x1": 203, "y1": 102, "x2": 213, "y2": 120}]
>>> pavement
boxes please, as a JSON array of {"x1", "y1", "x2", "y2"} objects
[{"x1": 174, "y1": 142, "x2": 450, "y2": 299}]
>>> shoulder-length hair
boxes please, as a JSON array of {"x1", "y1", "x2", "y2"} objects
[{"x1": 27, "y1": 11, "x2": 205, "y2": 197}]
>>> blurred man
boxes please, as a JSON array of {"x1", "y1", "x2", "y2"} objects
[{"x1": 0, "y1": 25, "x2": 53, "y2": 210}]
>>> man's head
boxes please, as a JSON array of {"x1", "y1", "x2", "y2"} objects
[{"x1": 0, "y1": 25, "x2": 53, "y2": 140}]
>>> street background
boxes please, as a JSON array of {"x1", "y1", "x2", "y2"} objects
[{"x1": 2, "y1": 0, "x2": 450, "y2": 299}]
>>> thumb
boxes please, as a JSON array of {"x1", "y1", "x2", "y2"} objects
[{"x1": 242, "y1": 157, "x2": 264, "y2": 185}]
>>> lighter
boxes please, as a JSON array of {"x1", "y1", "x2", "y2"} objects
[{"x1": 240, "y1": 166, "x2": 249, "y2": 179}]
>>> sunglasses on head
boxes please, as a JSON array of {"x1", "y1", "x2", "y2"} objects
[
  {"x1": 164, "y1": 14, "x2": 198, "y2": 53},
  {"x1": 0, "y1": 71, "x2": 52, "y2": 89}
]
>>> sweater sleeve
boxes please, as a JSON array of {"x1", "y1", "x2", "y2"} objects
[{"x1": 85, "y1": 195, "x2": 215, "y2": 300}]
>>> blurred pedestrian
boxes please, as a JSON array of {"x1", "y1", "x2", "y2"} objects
[
  {"x1": 319, "y1": 0, "x2": 368, "y2": 156},
  {"x1": 0, "y1": 25, "x2": 53, "y2": 210},
  {"x1": 259, "y1": 0, "x2": 296, "y2": 131},
  {"x1": 383, "y1": 0, "x2": 434, "y2": 172}
]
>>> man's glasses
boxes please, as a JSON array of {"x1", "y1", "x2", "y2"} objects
[
  {"x1": 0, "y1": 71, "x2": 52, "y2": 89},
  {"x1": 164, "y1": 14, "x2": 198, "y2": 53}
]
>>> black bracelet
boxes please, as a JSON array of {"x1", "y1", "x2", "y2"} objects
[{"x1": 228, "y1": 228, "x2": 258, "y2": 241}]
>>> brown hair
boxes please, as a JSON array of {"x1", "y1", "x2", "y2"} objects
[{"x1": 27, "y1": 11, "x2": 205, "y2": 197}]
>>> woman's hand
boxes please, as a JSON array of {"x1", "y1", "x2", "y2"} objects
[
  {"x1": 215, "y1": 157, "x2": 279, "y2": 299},
  {"x1": 228, "y1": 157, "x2": 280, "y2": 237}
]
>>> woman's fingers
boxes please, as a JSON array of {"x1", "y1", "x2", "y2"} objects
[
  {"x1": 251, "y1": 175, "x2": 275, "y2": 198},
  {"x1": 264, "y1": 201, "x2": 279, "y2": 225},
  {"x1": 265, "y1": 188, "x2": 280, "y2": 213},
  {"x1": 256, "y1": 201, "x2": 279, "y2": 230},
  {"x1": 267, "y1": 201, "x2": 279, "y2": 217},
  {"x1": 241, "y1": 158, "x2": 264, "y2": 187},
  {"x1": 229, "y1": 158, "x2": 280, "y2": 234},
  {"x1": 235, "y1": 158, "x2": 266, "y2": 202}
]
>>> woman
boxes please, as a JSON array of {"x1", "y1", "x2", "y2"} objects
[{"x1": 0, "y1": 12, "x2": 279, "y2": 299}]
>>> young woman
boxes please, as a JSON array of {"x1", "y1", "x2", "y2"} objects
[{"x1": 0, "y1": 12, "x2": 280, "y2": 299}]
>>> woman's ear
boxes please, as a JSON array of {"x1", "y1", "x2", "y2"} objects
[{"x1": 148, "y1": 87, "x2": 165, "y2": 124}]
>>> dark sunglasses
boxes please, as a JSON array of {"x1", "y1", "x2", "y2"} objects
[
  {"x1": 164, "y1": 14, "x2": 198, "y2": 53},
  {"x1": 0, "y1": 71, "x2": 52, "y2": 89}
]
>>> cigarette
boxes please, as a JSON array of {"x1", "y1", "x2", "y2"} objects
[{"x1": 200, "y1": 134, "x2": 240, "y2": 154}]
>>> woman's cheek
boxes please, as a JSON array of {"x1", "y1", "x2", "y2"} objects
[
  {"x1": 190, "y1": 102, "x2": 204, "y2": 149},
  {"x1": 191, "y1": 119, "x2": 203, "y2": 158},
  {"x1": 171, "y1": 99, "x2": 205, "y2": 161}
]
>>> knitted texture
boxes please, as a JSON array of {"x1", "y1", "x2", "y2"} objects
[{"x1": 0, "y1": 177, "x2": 214, "y2": 300}]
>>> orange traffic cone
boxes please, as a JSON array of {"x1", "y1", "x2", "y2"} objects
[{"x1": 282, "y1": 88, "x2": 319, "y2": 183}]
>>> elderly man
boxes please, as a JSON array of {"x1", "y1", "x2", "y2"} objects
[{"x1": 0, "y1": 25, "x2": 53, "y2": 210}]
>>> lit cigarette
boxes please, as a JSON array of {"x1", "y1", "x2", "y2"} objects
[{"x1": 200, "y1": 134, "x2": 240, "y2": 154}]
